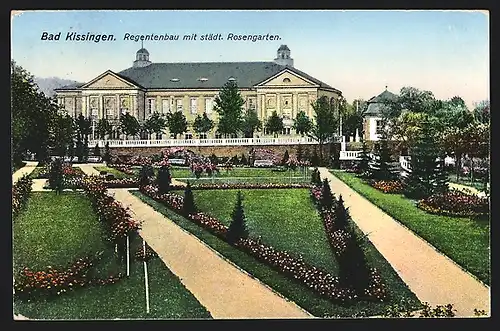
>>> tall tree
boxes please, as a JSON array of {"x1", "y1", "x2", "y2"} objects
[
  {"x1": 166, "y1": 111, "x2": 188, "y2": 139},
  {"x1": 242, "y1": 109, "x2": 262, "y2": 138},
  {"x1": 119, "y1": 113, "x2": 141, "y2": 139},
  {"x1": 97, "y1": 118, "x2": 113, "y2": 140},
  {"x1": 265, "y1": 111, "x2": 284, "y2": 138},
  {"x1": 214, "y1": 81, "x2": 245, "y2": 137},
  {"x1": 342, "y1": 99, "x2": 365, "y2": 139},
  {"x1": 11, "y1": 61, "x2": 59, "y2": 164},
  {"x1": 226, "y1": 191, "x2": 249, "y2": 244},
  {"x1": 156, "y1": 165, "x2": 172, "y2": 194},
  {"x1": 357, "y1": 139, "x2": 372, "y2": 177},
  {"x1": 473, "y1": 100, "x2": 490, "y2": 125},
  {"x1": 51, "y1": 112, "x2": 74, "y2": 157},
  {"x1": 293, "y1": 110, "x2": 312, "y2": 136},
  {"x1": 370, "y1": 130, "x2": 397, "y2": 181},
  {"x1": 143, "y1": 112, "x2": 166, "y2": 139},
  {"x1": 403, "y1": 116, "x2": 447, "y2": 199},
  {"x1": 308, "y1": 96, "x2": 338, "y2": 165},
  {"x1": 193, "y1": 112, "x2": 215, "y2": 138},
  {"x1": 75, "y1": 114, "x2": 91, "y2": 162},
  {"x1": 182, "y1": 181, "x2": 197, "y2": 216}
]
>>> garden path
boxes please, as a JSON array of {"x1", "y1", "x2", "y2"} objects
[
  {"x1": 12, "y1": 161, "x2": 38, "y2": 183},
  {"x1": 74, "y1": 164, "x2": 101, "y2": 176},
  {"x1": 318, "y1": 168, "x2": 490, "y2": 317},
  {"x1": 109, "y1": 188, "x2": 313, "y2": 319}
]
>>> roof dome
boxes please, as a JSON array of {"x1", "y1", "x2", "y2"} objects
[
  {"x1": 278, "y1": 44, "x2": 290, "y2": 51},
  {"x1": 137, "y1": 48, "x2": 149, "y2": 55}
]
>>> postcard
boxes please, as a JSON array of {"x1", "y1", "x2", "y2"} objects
[{"x1": 11, "y1": 9, "x2": 490, "y2": 320}]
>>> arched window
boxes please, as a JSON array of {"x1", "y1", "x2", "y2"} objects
[{"x1": 283, "y1": 78, "x2": 291, "y2": 83}]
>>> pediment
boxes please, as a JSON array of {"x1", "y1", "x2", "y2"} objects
[
  {"x1": 257, "y1": 69, "x2": 317, "y2": 87},
  {"x1": 82, "y1": 71, "x2": 137, "y2": 89}
]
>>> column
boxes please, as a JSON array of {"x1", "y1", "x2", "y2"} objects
[
  {"x1": 156, "y1": 95, "x2": 162, "y2": 114},
  {"x1": 116, "y1": 94, "x2": 121, "y2": 121},
  {"x1": 132, "y1": 95, "x2": 138, "y2": 119},
  {"x1": 99, "y1": 95, "x2": 104, "y2": 119},
  {"x1": 276, "y1": 93, "x2": 281, "y2": 115},
  {"x1": 73, "y1": 96, "x2": 77, "y2": 117},
  {"x1": 292, "y1": 92, "x2": 298, "y2": 120}
]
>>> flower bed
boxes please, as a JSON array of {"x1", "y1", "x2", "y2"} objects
[
  {"x1": 80, "y1": 178, "x2": 141, "y2": 242},
  {"x1": 417, "y1": 189, "x2": 489, "y2": 217},
  {"x1": 310, "y1": 184, "x2": 388, "y2": 301},
  {"x1": 369, "y1": 180, "x2": 404, "y2": 194},
  {"x1": 139, "y1": 184, "x2": 363, "y2": 304},
  {"x1": 108, "y1": 164, "x2": 135, "y2": 176},
  {"x1": 14, "y1": 256, "x2": 122, "y2": 300},
  {"x1": 134, "y1": 243, "x2": 157, "y2": 262},
  {"x1": 12, "y1": 175, "x2": 33, "y2": 218}
]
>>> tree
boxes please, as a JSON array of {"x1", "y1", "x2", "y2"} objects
[
  {"x1": 320, "y1": 178, "x2": 335, "y2": 209},
  {"x1": 281, "y1": 150, "x2": 289, "y2": 165},
  {"x1": 102, "y1": 142, "x2": 111, "y2": 164},
  {"x1": 388, "y1": 111, "x2": 426, "y2": 154},
  {"x1": 226, "y1": 191, "x2": 249, "y2": 244},
  {"x1": 214, "y1": 81, "x2": 245, "y2": 137},
  {"x1": 337, "y1": 232, "x2": 371, "y2": 294},
  {"x1": 311, "y1": 167, "x2": 322, "y2": 186},
  {"x1": 182, "y1": 181, "x2": 197, "y2": 216},
  {"x1": 403, "y1": 116, "x2": 447, "y2": 199},
  {"x1": 358, "y1": 139, "x2": 372, "y2": 177},
  {"x1": 166, "y1": 111, "x2": 188, "y2": 139},
  {"x1": 74, "y1": 114, "x2": 91, "y2": 162},
  {"x1": 342, "y1": 99, "x2": 365, "y2": 139},
  {"x1": 143, "y1": 112, "x2": 166, "y2": 139},
  {"x1": 97, "y1": 118, "x2": 113, "y2": 140},
  {"x1": 308, "y1": 96, "x2": 338, "y2": 165},
  {"x1": 156, "y1": 165, "x2": 172, "y2": 194},
  {"x1": 139, "y1": 165, "x2": 154, "y2": 188},
  {"x1": 296, "y1": 144, "x2": 304, "y2": 161},
  {"x1": 311, "y1": 146, "x2": 320, "y2": 167},
  {"x1": 370, "y1": 130, "x2": 397, "y2": 181},
  {"x1": 240, "y1": 153, "x2": 248, "y2": 166},
  {"x1": 11, "y1": 61, "x2": 59, "y2": 164},
  {"x1": 473, "y1": 100, "x2": 490, "y2": 125},
  {"x1": 93, "y1": 143, "x2": 101, "y2": 157},
  {"x1": 265, "y1": 111, "x2": 284, "y2": 138},
  {"x1": 242, "y1": 109, "x2": 262, "y2": 138},
  {"x1": 193, "y1": 112, "x2": 215, "y2": 138},
  {"x1": 120, "y1": 113, "x2": 141, "y2": 139},
  {"x1": 48, "y1": 158, "x2": 64, "y2": 194},
  {"x1": 293, "y1": 110, "x2": 312, "y2": 136},
  {"x1": 334, "y1": 195, "x2": 349, "y2": 230},
  {"x1": 51, "y1": 113, "x2": 74, "y2": 157}
]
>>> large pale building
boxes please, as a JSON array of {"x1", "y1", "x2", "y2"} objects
[{"x1": 55, "y1": 45, "x2": 342, "y2": 140}]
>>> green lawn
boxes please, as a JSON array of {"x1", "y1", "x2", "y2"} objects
[
  {"x1": 13, "y1": 192, "x2": 211, "y2": 319},
  {"x1": 132, "y1": 190, "x2": 421, "y2": 318},
  {"x1": 448, "y1": 174, "x2": 488, "y2": 192},
  {"x1": 331, "y1": 170, "x2": 490, "y2": 285},
  {"x1": 94, "y1": 166, "x2": 134, "y2": 179}
]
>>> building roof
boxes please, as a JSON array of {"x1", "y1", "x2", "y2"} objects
[
  {"x1": 55, "y1": 61, "x2": 340, "y2": 93},
  {"x1": 278, "y1": 45, "x2": 290, "y2": 51},
  {"x1": 365, "y1": 89, "x2": 398, "y2": 116},
  {"x1": 136, "y1": 48, "x2": 149, "y2": 55}
]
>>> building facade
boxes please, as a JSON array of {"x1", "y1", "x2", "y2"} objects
[
  {"x1": 363, "y1": 88, "x2": 398, "y2": 141},
  {"x1": 55, "y1": 45, "x2": 342, "y2": 140}
]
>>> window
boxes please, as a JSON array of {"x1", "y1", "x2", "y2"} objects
[
  {"x1": 162, "y1": 99, "x2": 170, "y2": 113},
  {"x1": 185, "y1": 133, "x2": 193, "y2": 140},
  {"x1": 105, "y1": 98, "x2": 115, "y2": 119},
  {"x1": 176, "y1": 99, "x2": 183, "y2": 112},
  {"x1": 205, "y1": 98, "x2": 213, "y2": 114},
  {"x1": 120, "y1": 98, "x2": 129, "y2": 115},
  {"x1": 248, "y1": 98, "x2": 255, "y2": 110},
  {"x1": 147, "y1": 98, "x2": 156, "y2": 115},
  {"x1": 199, "y1": 133, "x2": 207, "y2": 139},
  {"x1": 282, "y1": 127, "x2": 291, "y2": 135},
  {"x1": 375, "y1": 120, "x2": 383, "y2": 134},
  {"x1": 170, "y1": 133, "x2": 176, "y2": 139},
  {"x1": 190, "y1": 98, "x2": 197, "y2": 115},
  {"x1": 283, "y1": 78, "x2": 291, "y2": 83},
  {"x1": 215, "y1": 132, "x2": 222, "y2": 139}
]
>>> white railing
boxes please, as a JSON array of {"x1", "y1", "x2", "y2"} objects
[
  {"x1": 339, "y1": 151, "x2": 363, "y2": 160},
  {"x1": 88, "y1": 137, "x2": 320, "y2": 148}
]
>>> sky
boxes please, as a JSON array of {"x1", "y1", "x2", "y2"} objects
[{"x1": 11, "y1": 10, "x2": 489, "y2": 108}]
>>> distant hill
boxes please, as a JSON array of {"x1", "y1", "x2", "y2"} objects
[{"x1": 34, "y1": 77, "x2": 83, "y2": 97}]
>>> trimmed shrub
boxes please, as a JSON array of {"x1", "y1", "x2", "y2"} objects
[
  {"x1": 182, "y1": 181, "x2": 197, "y2": 216},
  {"x1": 226, "y1": 191, "x2": 249, "y2": 244},
  {"x1": 156, "y1": 165, "x2": 172, "y2": 194}
]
